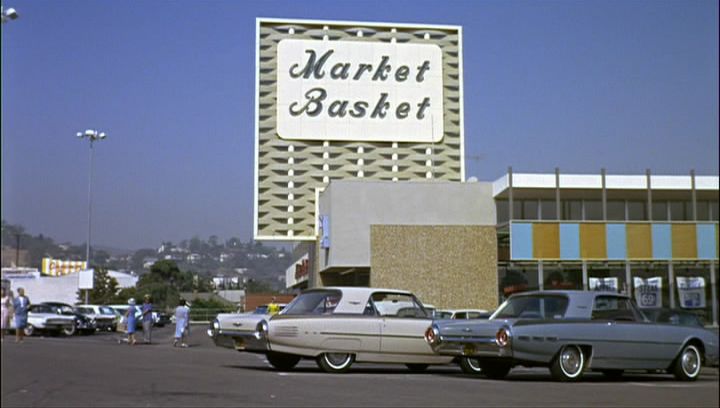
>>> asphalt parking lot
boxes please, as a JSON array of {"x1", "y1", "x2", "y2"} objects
[{"x1": 1, "y1": 325, "x2": 718, "y2": 407}]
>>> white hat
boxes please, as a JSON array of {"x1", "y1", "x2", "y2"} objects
[{"x1": 128, "y1": 298, "x2": 136, "y2": 305}]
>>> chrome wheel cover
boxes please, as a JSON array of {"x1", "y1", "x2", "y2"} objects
[
  {"x1": 324, "y1": 353, "x2": 352, "y2": 369},
  {"x1": 466, "y1": 358, "x2": 482, "y2": 372},
  {"x1": 681, "y1": 346, "x2": 701, "y2": 378},
  {"x1": 560, "y1": 346, "x2": 583, "y2": 377}
]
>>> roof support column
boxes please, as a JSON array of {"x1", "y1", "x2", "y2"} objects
[{"x1": 555, "y1": 167, "x2": 561, "y2": 220}]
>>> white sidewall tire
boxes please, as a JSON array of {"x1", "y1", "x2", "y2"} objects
[{"x1": 557, "y1": 345, "x2": 584, "y2": 380}]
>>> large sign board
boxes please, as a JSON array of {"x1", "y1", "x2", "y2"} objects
[
  {"x1": 255, "y1": 18, "x2": 464, "y2": 240},
  {"x1": 277, "y1": 39, "x2": 443, "y2": 142}
]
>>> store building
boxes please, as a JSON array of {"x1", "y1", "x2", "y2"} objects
[{"x1": 496, "y1": 169, "x2": 719, "y2": 325}]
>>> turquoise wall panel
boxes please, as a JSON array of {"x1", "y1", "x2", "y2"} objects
[
  {"x1": 560, "y1": 223, "x2": 580, "y2": 259},
  {"x1": 606, "y1": 223, "x2": 627, "y2": 260},
  {"x1": 511, "y1": 222, "x2": 533, "y2": 260},
  {"x1": 651, "y1": 224, "x2": 672, "y2": 260},
  {"x1": 696, "y1": 224, "x2": 717, "y2": 260}
]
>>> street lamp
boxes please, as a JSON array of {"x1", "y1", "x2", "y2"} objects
[
  {"x1": 1, "y1": 6, "x2": 19, "y2": 23},
  {"x1": 77, "y1": 129, "x2": 107, "y2": 303}
]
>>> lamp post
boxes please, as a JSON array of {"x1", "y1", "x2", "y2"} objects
[
  {"x1": 1, "y1": 6, "x2": 19, "y2": 23},
  {"x1": 77, "y1": 129, "x2": 107, "y2": 304}
]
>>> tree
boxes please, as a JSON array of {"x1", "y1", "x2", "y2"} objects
[
  {"x1": 76, "y1": 267, "x2": 120, "y2": 304},
  {"x1": 245, "y1": 279, "x2": 273, "y2": 294}
]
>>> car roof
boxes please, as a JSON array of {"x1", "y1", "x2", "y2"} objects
[{"x1": 301, "y1": 287, "x2": 416, "y2": 314}]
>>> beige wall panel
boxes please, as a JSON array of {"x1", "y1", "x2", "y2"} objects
[{"x1": 370, "y1": 225, "x2": 497, "y2": 311}]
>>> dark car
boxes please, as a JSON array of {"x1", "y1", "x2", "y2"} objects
[
  {"x1": 642, "y1": 308, "x2": 705, "y2": 328},
  {"x1": 42, "y1": 302, "x2": 97, "y2": 335},
  {"x1": 153, "y1": 311, "x2": 172, "y2": 327}
]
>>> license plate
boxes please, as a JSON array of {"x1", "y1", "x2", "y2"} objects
[
  {"x1": 462, "y1": 344, "x2": 476, "y2": 355},
  {"x1": 234, "y1": 339, "x2": 246, "y2": 350}
]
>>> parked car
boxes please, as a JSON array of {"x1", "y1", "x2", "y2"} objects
[
  {"x1": 42, "y1": 302, "x2": 97, "y2": 335},
  {"x1": 426, "y1": 290, "x2": 719, "y2": 381},
  {"x1": 209, "y1": 287, "x2": 454, "y2": 373},
  {"x1": 9, "y1": 304, "x2": 76, "y2": 336},
  {"x1": 435, "y1": 309, "x2": 491, "y2": 320},
  {"x1": 75, "y1": 304, "x2": 118, "y2": 332},
  {"x1": 107, "y1": 304, "x2": 143, "y2": 329},
  {"x1": 642, "y1": 308, "x2": 705, "y2": 328},
  {"x1": 153, "y1": 311, "x2": 172, "y2": 327}
]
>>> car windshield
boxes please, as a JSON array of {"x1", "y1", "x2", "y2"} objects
[
  {"x1": 491, "y1": 295, "x2": 569, "y2": 320},
  {"x1": 282, "y1": 290, "x2": 342, "y2": 315},
  {"x1": 99, "y1": 307, "x2": 115, "y2": 315},
  {"x1": 435, "y1": 311, "x2": 453, "y2": 319},
  {"x1": 29, "y1": 305, "x2": 55, "y2": 314},
  {"x1": 76, "y1": 307, "x2": 93, "y2": 315}
]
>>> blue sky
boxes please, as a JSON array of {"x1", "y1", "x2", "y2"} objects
[{"x1": 1, "y1": 0, "x2": 718, "y2": 250}]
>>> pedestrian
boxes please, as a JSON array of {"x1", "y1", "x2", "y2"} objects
[
  {"x1": 1, "y1": 287, "x2": 13, "y2": 342},
  {"x1": 126, "y1": 298, "x2": 137, "y2": 345},
  {"x1": 141, "y1": 294, "x2": 153, "y2": 344},
  {"x1": 12, "y1": 288, "x2": 30, "y2": 343},
  {"x1": 267, "y1": 296, "x2": 280, "y2": 315},
  {"x1": 173, "y1": 299, "x2": 190, "y2": 348}
]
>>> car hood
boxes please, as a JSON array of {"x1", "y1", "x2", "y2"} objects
[{"x1": 29, "y1": 313, "x2": 75, "y2": 321}]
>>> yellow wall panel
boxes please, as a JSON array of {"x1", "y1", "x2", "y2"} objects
[
  {"x1": 533, "y1": 223, "x2": 559, "y2": 259},
  {"x1": 580, "y1": 223, "x2": 607, "y2": 259},
  {"x1": 627, "y1": 224, "x2": 652, "y2": 259},
  {"x1": 672, "y1": 224, "x2": 697, "y2": 259}
]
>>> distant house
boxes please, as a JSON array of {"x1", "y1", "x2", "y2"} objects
[
  {"x1": 219, "y1": 253, "x2": 231, "y2": 263},
  {"x1": 187, "y1": 253, "x2": 201, "y2": 263},
  {"x1": 142, "y1": 257, "x2": 158, "y2": 269}
]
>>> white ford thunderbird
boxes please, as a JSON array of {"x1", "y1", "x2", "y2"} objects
[{"x1": 209, "y1": 287, "x2": 455, "y2": 373}]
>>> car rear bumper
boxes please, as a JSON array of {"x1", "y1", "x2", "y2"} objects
[
  {"x1": 210, "y1": 329, "x2": 270, "y2": 353},
  {"x1": 431, "y1": 336, "x2": 512, "y2": 358}
]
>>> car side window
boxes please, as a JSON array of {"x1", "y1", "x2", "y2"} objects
[
  {"x1": 455, "y1": 312, "x2": 467, "y2": 319},
  {"x1": 363, "y1": 301, "x2": 377, "y2": 316},
  {"x1": 371, "y1": 293, "x2": 429, "y2": 318},
  {"x1": 592, "y1": 296, "x2": 638, "y2": 321}
]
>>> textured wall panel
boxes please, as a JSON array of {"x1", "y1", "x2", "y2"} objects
[
  {"x1": 627, "y1": 224, "x2": 652, "y2": 259},
  {"x1": 256, "y1": 20, "x2": 463, "y2": 239},
  {"x1": 533, "y1": 223, "x2": 560, "y2": 259},
  {"x1": 580, "y1": 223, "x2": 607, "y2": 259},
  {"x1": 671, "y1": 224, "x2": 697, "y2": 259},
  {"x1": 370, "y1": 225, "x2": 497, "y2": 311},
  {"x1": 560, "y1": 223, "x2": 580, "y2": 259}
]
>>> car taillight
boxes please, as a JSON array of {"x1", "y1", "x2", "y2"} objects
[
  {"x1": 495, "y1": 328, "x2": 509, "y2": 347},
  {"x1": 425, "y1": 326, "x2": 440, "y2": 345}
]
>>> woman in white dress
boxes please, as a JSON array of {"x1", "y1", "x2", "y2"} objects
[
  {"x1": 173, "y1": 299, "x2": 190, "y2": 348},
  {"x1": 1, "y1": 287, "x2": 13, "y2": 342}
]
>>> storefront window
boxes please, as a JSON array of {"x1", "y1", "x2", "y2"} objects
[
  {"x1": 607, "y1": 200, "x2": 625, "y2": 221},
  {"x1": 673, "y1": 264, "x2": 713, "y2": 326},
  {"x1": 496, "y1": 200, "x2": 509, "y2": 224},
  {"x1": 522, "y1": 200, "x2": 539, "y2": 220},
  {"x1": 711, "y1": 201, "x2": 719, "y2": 221},
  {"x1": 696, "y1": 201, "x2": 709, "y2": 221},
  {"x1": 627, "y1": 201, "x2": 647, "y2": 221},
  {"x1": 630, "y1": 263, "x2": 670, "y2": 309},
  {"x1": 584, "y1": 200, "x2": 603, "y2": 221},
  {"x1": 542, "y1": 265, "x2": 583, "y2": 290},
  {"x1": 587, "y1": 263, "x2": 627, "y2": 294},
  {"x1": 498, "y1": 264, "x2": 538, "y2": 302},
  {"x1": 561, "y1": 200, "x2": 582, "y2": 221},
  {"x1": 669, "y1": 201, "x2": 688, "y2": 221},
  {"x1": 540, "y1": 200, "x2": 557, "y2": 220},
  {"x1": 652, "y1": 201, "x2": 668, "y2": 221}
]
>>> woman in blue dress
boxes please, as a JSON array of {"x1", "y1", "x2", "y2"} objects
[
  {"x1": 126, "y1": 298, "x2": 137, "y2": 345},
  {"x1": 13, "y1": 287, "x2": 30, "y2": 343}
]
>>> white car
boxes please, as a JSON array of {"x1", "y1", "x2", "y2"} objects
[
  {"x1": 210, "y1": 287, "x2": 454, "y2": 373},
  {"x1": 76, "y1": 304, "x2": 118, "y2": 331},
  {"x1": 107, "y1": 304, "x2": 143, "y2": 330},
  {"x1": 10, "y1": 304, "x2": 76, "y2": 336}
]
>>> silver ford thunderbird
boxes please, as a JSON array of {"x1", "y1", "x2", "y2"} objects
[
  {"x1": 425, "y1": 290, "x2": 719, "y2": 382},
  {"x1": 209, "y1": 287, "x2": 454, "y2": 373}
]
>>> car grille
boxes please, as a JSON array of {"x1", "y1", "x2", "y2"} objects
[{"x1": 47, "y1": 319, "x2": 71, "y2": 325}]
